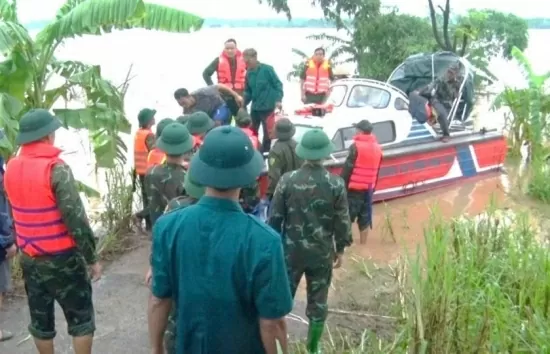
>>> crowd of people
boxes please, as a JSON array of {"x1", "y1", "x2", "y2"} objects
[{"x1": 0, "y1": 38, "x2": 386, "y2": 354}]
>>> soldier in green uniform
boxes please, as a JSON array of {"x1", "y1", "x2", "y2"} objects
[
  {"x1": 144, "y1": 123, "x2": 194, "y2": 226},
  {"x1": 185, "y1": 111, "x2": 215, "y2": 152},
  {"x1": 4, "y1": 109, "x2": 101, "y2": 354},
  {"x1": 266, "y1": 118, "x2": 303, "y2": 200},
  {"x1": 145, "y1": 174, "x2": 206, "y2": 354},
  {"x1": 268, "y1": 129, "x2": 353, "y2": 354},
  {"x1": 148, "y1": 126, "x2": 292, "y2": 354}
]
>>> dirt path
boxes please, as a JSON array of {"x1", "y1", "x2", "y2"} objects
[{"x1": 0, "y1": 240, "x2": 311, "y2": 354}]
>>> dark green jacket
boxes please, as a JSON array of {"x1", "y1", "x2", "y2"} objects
[
  {"x1": 52, "y1": 163, "x2": 97, "y2": 264},
  {"x1": 266, "y1": 139, "x2": 302, "y2": 198},
  {"x1": 244, "y1": 63, "x2": 283, "y2": 112}
]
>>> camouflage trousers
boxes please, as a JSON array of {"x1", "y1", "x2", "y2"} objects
[
  {"x1": 164, "y1": 303, "x2": 177, "y2": 354},
  {"x1": 20, "y1": 251, "x2": 95, "y2": 340},
  {"x1": 348, "y1": 189, "x2": 374, "y2": 231},
  {"x1": 287, "y1": 255, "x2": 333, "y2": 322}
]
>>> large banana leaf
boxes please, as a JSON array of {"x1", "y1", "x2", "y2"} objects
[
  {"x1": 0, "y1": 0, "x2": 18, "y2": 23},
  {"x1": 37, "y1": 0, "x2": 203, "y2": 46},
  {"x1": 0, "y1": 20, "x2": 34, "y2": 58}
]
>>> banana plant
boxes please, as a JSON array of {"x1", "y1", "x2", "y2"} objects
[
  {"x1": 0, "y1": 0, "x2": 203, "y2": 176},
  {"x1": 492, "y1": 46, "x2": 550, "y2": 158}
]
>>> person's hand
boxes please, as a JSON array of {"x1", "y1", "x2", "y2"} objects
[
  {"x1": 275, "y1": 101, "x2": 282, "y2": 110},
  {"x1": 145, "y1": 267, "x2": 153, "y2": 288},
  {"x1": 89, "y1": 262, "x2": 102, "y2": 282},
  {"x1": 235, "y1": 95, "x2": 244, "y2": 107},
  {"x1": 333, "y1": 253, "x2": 344, "y2": 269},
  {"x1": 301, "y1": 94, "x2": 307, "y2": 103},
  {"x1": 6, "y1": 244, "x2": 16, "y2": 258},
  {"x1": 151, "y1": 345, "x2": 164, "y2": 354}
]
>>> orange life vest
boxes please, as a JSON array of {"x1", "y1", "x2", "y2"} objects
[
  {"x1": 134, "y1": 128, "x2": 153, "y2": 175},
  {"x1": 4, "y1": 142, "x2": 77, "y2": 257},
  {"x1": 349, "y1": 134, "x2": 383, "y2": 191},
  {"x1": 304, "y1": 59, "x2": 330, "y2": 94},
  {"x1": 241, "y1": 127, "x2": 259, "y2": 150},
  {"x1": 147, "y1": 147, "x2": 166, "y2": 169},
  {"x1": 217, "y1": 51, "x2": 246, "y2": 91},
  {"x1": 192, "y1": 135, "x2": 203, "y2": 149}
]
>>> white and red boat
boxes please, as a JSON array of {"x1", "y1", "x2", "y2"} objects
[{"x1": 258, "y1": 54, "x2": 506, "y2": 202}]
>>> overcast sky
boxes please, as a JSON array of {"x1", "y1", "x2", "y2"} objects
[{"x1": 18, "y1": 0, "x2": 549, "y2": 23}]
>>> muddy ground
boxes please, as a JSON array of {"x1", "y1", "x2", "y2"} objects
[{"x1": 0, "y1": 231, "x2": 400, "y2": 353}]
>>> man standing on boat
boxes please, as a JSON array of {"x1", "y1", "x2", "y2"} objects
[
  {"x1": 133, "y1": 108, "x2": 156, "y2": 231},
  {"x1": 300, "y1": 48, "x2": 334, "y2": 104},
  {"x1": 242, "y1": 48, "x2": 284, "y2": 152},
  {"x1": 4, "y1": 109, "x2": 100, "y2": 354},
  {"x1": 340, "y1": 120, "x2": 383, "y2": 244},
  {"x1": 148, "y1": 126, "x2": 292, "y2": 354},
  {"x1": 174, "y1": 84, "x2": 243, "y2": 126},
  {"x1": 419, "y1": 64, "x2": 463, "y2": 142},
  {"x1": 202, "y1": 39, "x2": 247, "y2": 119},
  {"x1": 269, "y1": 129, "x2": 352, "y2": 354}
]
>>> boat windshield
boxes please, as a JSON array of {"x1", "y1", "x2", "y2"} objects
[
  {"x1": 324, "y1": 85, "x2": 347, "y2": 107},
  {"x1": 293, "y1": 124, "x2": 322, "y2": 143}
]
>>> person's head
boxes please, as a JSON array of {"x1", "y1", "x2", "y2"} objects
[
  {"x1": 235, "y1": 108, "x2": 252, "y2": 128},
  {"x1": 446, "y1": 63, "x2": 461, "y2": 82},
  {"x1": 16, "y1": 109, "x2": 62, "y2": 146},
  {"x1": 295, "y1": 129, "x2": 335, "y2": 163},
  {"x1": 156, "y1": 123, "x2": 194, "y2": 163},
  {"x1": 138, "y1": 108, "x2": 156, "y2": 128},
  {"x1": 174, "y1": 88, "x2": 193, "y2": 109},
  {"x1": 155, "y1": 118, "x2": 174, "y2": 138},
  {"x1": 224, "y1": 38, "x2": 237, "y2": 58},
  {"x1": 186, "y1": 111, "x2": 214, "y2": 137},
  {"x1": 176, "y1": 115, "x2": 191, "y2": 125},
  {"x1": 274, "y1": 118, "x2": 296, "y2": 141},
  {"x1": 242, "y1": 48, "x2": 258, "y2": 69},
  {"x1": 189, "y1": 126, "x2": 264, "y2": 200},
  {"x1": 353, "y1": 119, "x2": 373, "y2": 135},
  {"x1": 313, "y1": 47, "x2": 325, "y2": 63},
  {"x1": 183, "y1": 173, "x2": 205, "y2": 200}
]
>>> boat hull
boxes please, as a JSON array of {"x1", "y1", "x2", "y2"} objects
[{"x1": 258, "y1": 132, "x2": 507, "y2": 203}]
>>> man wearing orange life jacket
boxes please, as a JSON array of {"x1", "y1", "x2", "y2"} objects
[
  {"x1": 202, "y1": 38, "x2": 247, "y2": 118},
  {"x1": 133, "y1": 108, "x2": 156, "y2": 231},
  {"x1": 4, "y1": 109, "x2": 101, "y2": 354},
  {"x1": 146, "y1": 118, "x2": 174, "y2": 169},
  {"x1": 340, "y1": 120, "x2": 383, "y2": 244},
  {"x1": 300, "y1": 47, "x2": 335, "y2": 104}
]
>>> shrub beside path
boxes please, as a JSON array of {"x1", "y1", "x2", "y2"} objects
[{"x1": 0, "y1": 241, "x2": 309, "y2": 354}]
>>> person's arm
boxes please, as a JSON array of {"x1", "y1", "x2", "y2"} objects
[
  {"x1": 148, "y1": 219, "x2": 173, "y2": 353},
  {"x1": 0, "y1": 176, "x2": 13, "y2": 248},
  {"x1": 268, "y1": 66, "x2": 284, "y2": 104},
  {"x1": 215, "y1": 83, "x2": 241, "y2": 100},
  {"x1": 333, "y1": 178, "x2": 352, "y2": 254},
  {"x1": 299, "y1": 65, "x2": 307, "y2": 98},
  {"x1": 244, "y1": 74, "x2": 252, "y2": 107},
  {"x1": 253, "y1": 237, "x2": 293, "y2": 354},
  {"x1": 267, "y1": 174, "x2": 287, "y2": 234},
  {"x1": 145, "y1": 171, "x2": 163, "y2": 226},
  {"x1": 145, "y1": 133, "x2": 155, "y2": 151},
  {"x1": 202, "y1": 57, "x2": 219, "y2": 86},
  {"x1": 266, "y1": 151, "x2": 282, "y2": 200},
  {"x1": 51, "y1": 163, "x2": 97, "y2": 265},
  {"x1": 339, "y1": 144, "x2": 357, "y2": 187}
]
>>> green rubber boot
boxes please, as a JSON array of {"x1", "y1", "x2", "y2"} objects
[{"x1": 307, "y1": 321, "x2": 325, "y2": 354}]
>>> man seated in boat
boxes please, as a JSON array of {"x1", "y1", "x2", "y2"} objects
[{"x1": 417, "y1": 64, "x2": 463, "y2": 142}]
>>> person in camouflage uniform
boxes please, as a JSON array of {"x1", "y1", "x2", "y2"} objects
[
  {"x1": 268, "y1": 129, "x2": 352, "y2": 354},
  {"x1": 3, "y1": 109, "x2": 101, "y2": 354},
  {"x1": 266, "y1": 118, "x2": 303, "y2": 200},
  {"x1": 145, "y1": 123, "x2": 195, "y2": 226},
  {"x1": 145, "y1": 174, "x2": 205, "y2": 354},
  {"x1": 419, "y1": 64, "x2": 463, "y2": 142}
]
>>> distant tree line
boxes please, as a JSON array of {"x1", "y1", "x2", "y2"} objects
[{"x1": 23, "y1": 17, "x2": 550, "y2": 30}]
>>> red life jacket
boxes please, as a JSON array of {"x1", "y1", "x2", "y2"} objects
[
  {"x1": 147, "y1": 147, "x2": 166, "y2": 169},
  {"x1": 134, "y1": 128, "x2": 153, "y2": 175},
  {"x1": 192, "y1": 135, "x2": 203, "y2": 149},
  {"x1": 217, "y1": 51, "x2": 246, "y2": 91},
  {"x1": 4, "y1": 142, "x2": 77, "y2": 257},
  {"x1": 241, "y1": 127, "x2": 259, "y2": 150},
  {"x1": 303, "y1": 59, "x2": 331, "y2": 94},
  {"x1": 349, "y1": 134, "x2": 383, "y2": 191}
]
